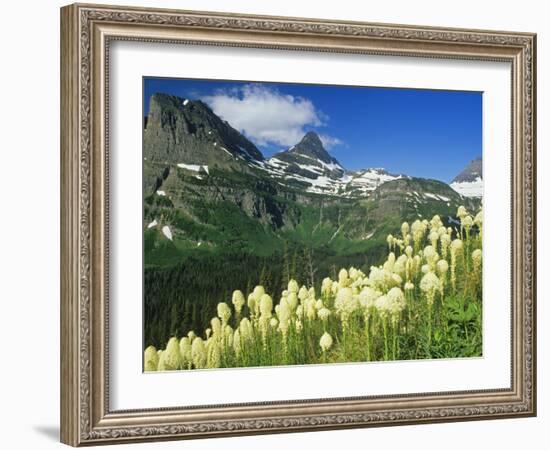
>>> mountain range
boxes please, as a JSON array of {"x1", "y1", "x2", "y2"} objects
[{"x1": 143, "y1": 92, "x2": 481, "y2": 266}]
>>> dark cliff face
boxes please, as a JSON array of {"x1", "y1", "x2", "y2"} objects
[
  {"x1": 452, "y1": 157, "x2": 482, "y2": 183},
  {"x1": 144, "y1": 93, "x2": 263, "y2": 165}
]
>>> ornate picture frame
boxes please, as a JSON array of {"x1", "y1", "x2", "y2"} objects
[{"x1": 60, "y1": 3, "x2": 536, "y2": 446}]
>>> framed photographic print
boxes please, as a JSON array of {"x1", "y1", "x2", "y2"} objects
[{"x1": 60, "y1": 3, "x2": 537, "y2": 446}]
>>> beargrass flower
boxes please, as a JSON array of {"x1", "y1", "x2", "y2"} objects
[
  {"x1": 318, "y1": 307, "x2": 331, "y2": 322},
  {"x1": 191, "y1": 337, "x2": 207, "y2": 369},
  {"x1": 259, "y1": 294, "x2": 273, "y2": 318},
  {"x1": 288, "y1": 279, "x2": 299, "y2": 294},
  {"x1": 217, "y1": 302, "x2": 232, "y2": 324},
  {"x1": 401, "y1": 222, "x2": 410, "y2": 237},
  {"x1": 210, "y1": 317, "x2": 221, "y2": 335},
  {"x1": 457, "y1": 206, "x2": 468, "y2": 219},
  {"x1": 450, "y1": 238, "x2": 463, "y2": 292},
  {"x1": 321, "y1": 277, "x2": 333, "y2": 297},
  {"x1": 239, "y1": 318, "x2": 253, "y2": 341},
  {"x1": 179, "y1": 337, "x2": 192, "y2": 364},
  {"x1": 144, "y1": 345, "x2": 159, "y2": 372},
  {"x1": 420, "y1": 272, "x2": 441, "y2": 306},
  {"x1": 232, "y1": 290, "x2": 245, "y2": 315},
  {"x1": 159, "y1": 337, "x2": 183, "y2": 371},
  {"x1": 287, "y1": 292, "x2": 298, "y2": 310},
  {"x1": 319, "y1": 332, "x2": 333, "y2": 352},
  {"x1": 386, "y1": 287, "x2": 406, "y2": 320}
]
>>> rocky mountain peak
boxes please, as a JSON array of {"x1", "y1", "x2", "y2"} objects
[
  {"x1": 452, "y1": 157, "x2": 482, "y2": 183},
  {"x1": 290, "y1": 131, "x2": 334, "y2": 164},
  {"x1": 450, "y1": 156, "x2": 482, "y2": 198},
  {"x1": 144, "y1": 93, "x2": 263, "y2": 166}
]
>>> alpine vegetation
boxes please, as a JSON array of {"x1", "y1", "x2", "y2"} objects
[{"x1": 144, "y1": 205, "x2": 483, "y2": 371}]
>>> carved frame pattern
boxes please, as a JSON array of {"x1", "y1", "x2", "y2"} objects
[{"x1": 60, "y1": 3, "x2": 536, "y2": 446}]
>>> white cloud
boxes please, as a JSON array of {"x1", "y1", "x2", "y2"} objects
[
  {"x1": 318, "y1": 134, "x2": 344, "y2": 150},
  {"x1": 204, "y1": 84, "x2": 342, "y2": 149}
]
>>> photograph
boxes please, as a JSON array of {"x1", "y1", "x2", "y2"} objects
[{"x1": 142, "y1": 78, "x2": 484, "y2": 371}]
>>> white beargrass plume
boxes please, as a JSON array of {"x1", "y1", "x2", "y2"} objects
[
  {"x1": 287, "y1": 279, "x2": 299, "y2": 294},
  {"x1": 233, "y1": 328, "x2": 242, "y2": 357},
  {"x1": 318, "y1": 307, "x2": 331, "y2": 323},
  {"x1": 359, "y1": 287, "x2": 380, "y2": 313},
  {"x1": 386, "y1": 287, "x2": 407, "y2": 324},
  {"x1": 411, "y1": 220, "x2": 426, "y2": 251},
  {"x1": 440, "y1": 232, "x2": 451, "y2": 259},
  {"x1": 286, "y1": 292, "x2": 298, "y2": 311},
  {"x1": 187, "y1": 331, "x2": 196, "y2": 342},
  {"x1": 450, "y1": 238, "x2": 464, "y2": 292},
  {"x1": 206, "y1": 337, "x2": 221, "y2": 369},
  {"x1": 338, "y1": 268, "x2": 350, "y2": 288},
  {"x1": 315, "y1": 299, "x2": 324, "y2": 310},
  {"x1": 232, "y1": 290, "x2": 245, "y2": 318},
  {"x1": 429, "y1": 230, "x2": 439, "y2": 249},
  {"x1": 247, "y1": 293, "x2": 257, "y2": 319},
  {"x1": 436, "y1": 259, "x2": 449, "y2": 294},
  {"x1": 252, "y1": 285, "x2": 265, "y2": 299},
  {"x1": 420, "y1": 272, "x2": 441, "y2": 306},
  {"x1": 472, "y1": 249, "x2": 482, "y2": 286},
  {"x1": 387, "y1": 234, "x2": 394, "y2": 251},
  {"x1": 321, "y1": 277, "x2": 333, "y2": 298},
  {"x1": 179, "y1": 337, "x2": 192, "y2": 368},
  {"x1": 269, "y1": 317, "x2": 278, "y2": 329},
  {"x1": 374, "y1": 295, "x2": 390, "y2": 319},
  {"x1": 405, "y1": 245, "x2": 413, "y2": 258},
  {"x1": 210, "y1": 317, "x2": 222, "y2": 336},
  {"x1": 217, "y1": 302, "x2": 232, "y2": 325},
  {"x1": 277, "y1": 298, "x2": 292, "y2": 362},
  {"x1": 259, "y1": 294, "x2": 273, "y2": 318},
  {"x1": 461, "y1": 214, "x2": 474, "y2": 239},
  {"x1": 335, "y1": 287, "x2": 358, "y2": 326},
  {"x1": 404, "y1": 281, "x2": 414, "y2": 291},
  {"x1": 423, "y1": 245, "x2": 439, "y2": 270},
  {"x1": 295, "y1": 319, "x2": 303, "y2": 333},
  {"x1": 430, "y1": 214, "x2": 443, "y2": 230},
  {"x1": 298, "y1": 286, "x2": 309, "y2": 303},
  {"x1": 391, "y1": 273, "x2": 403, "y2": 287},
  {"x1": 457, "y1": 206, "x2": 468, "y2": 220},
  {"x1": 401, "y1": 222, "x2": 410, "y2": 241},
  {"x1": 319, "y1": 332, "x2": 333, "y2": 353},
  {"x1": 144, "y1": 345, "x2": 158, "y2": 372},
  {"x1": 205, "y1": 328, "x2": 212, "y2": 339},
  {"x1": 191, "y1": 337, "x2": 207, "y2": 369},
  {"x1": 159, "y1": 337, "x2": 183, "y2": 371},
  {"x1": 239, "y1": 318, "x2": 253, "y2": 343},
  {"x1": 305, "y1": 298, "x2": 317, "y2": 320},
  {"x1": 369, "y1": 266, "x2": 391, "y2": 291}
]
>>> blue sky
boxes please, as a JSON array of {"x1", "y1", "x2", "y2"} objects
[{"x1": 144, "y1": 77, "x2": 482, "y2": 183}]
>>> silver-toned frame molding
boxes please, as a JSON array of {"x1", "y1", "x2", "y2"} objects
[{"x1": 60, "y1": 3, "x2": 536, "y2": 446}]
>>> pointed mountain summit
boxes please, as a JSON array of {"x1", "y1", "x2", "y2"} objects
[
  {"x1": 450, "y1": 156, "x2": 482, "y2": 198},
  {"x1": 269, "y1": 131, "x2": 345, "y2": 180},
  {"x1": 289, "y1": 131, "x2": 336, "y2": 164}
]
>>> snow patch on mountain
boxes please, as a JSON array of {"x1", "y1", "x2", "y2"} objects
[
  {"x1": 451, "y1": 177, "x2": 483, "y2": 198},
  {"x1": 162, "y1": 226, "x2": 173, "y2": 241}
]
